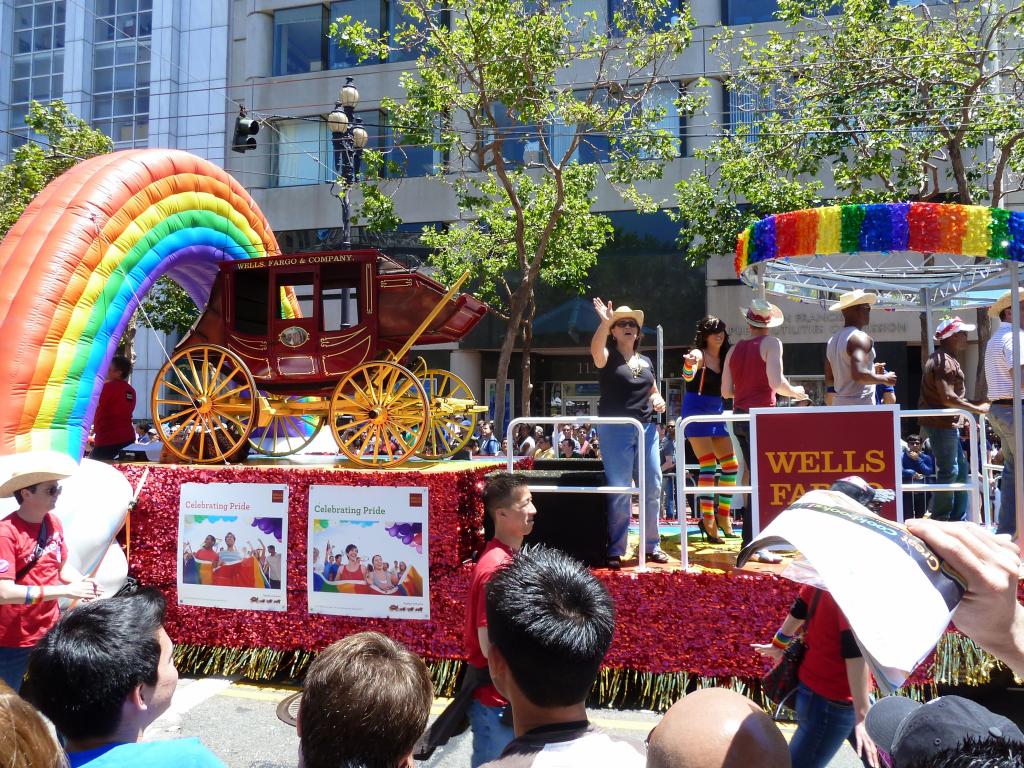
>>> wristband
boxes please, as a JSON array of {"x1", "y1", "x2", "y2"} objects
[
  {"x1": 25, "y1": 586, "x2": 33, "y2": 605},
  {"x1": 771, "y1": 630, "x2": 794, "y2": 650}
]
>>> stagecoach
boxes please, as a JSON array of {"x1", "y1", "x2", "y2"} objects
[{"x1": 150, "y1": 250, "x2": 488, "y2": 467}]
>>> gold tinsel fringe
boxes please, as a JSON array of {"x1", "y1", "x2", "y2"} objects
[{"x1": 170, "y1": 635, "x2": 1014, "y2": 710}]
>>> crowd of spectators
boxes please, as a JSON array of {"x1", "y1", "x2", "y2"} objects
[{"x1": 2, "y1": 500, "x2": 1021, "y2": 768}]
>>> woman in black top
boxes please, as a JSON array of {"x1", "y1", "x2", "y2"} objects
[{"x1": 590, "y1": 299, "x2": 668, "y2": 569}]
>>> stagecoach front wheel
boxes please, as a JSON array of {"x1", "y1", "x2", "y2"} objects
[
  {"x1": 150, "y1": 345, "x2": 257, "y2": 464},
  {"x1": 416, "y1": 369, "x2": 478, "y2": 460},
  {"x1": 329, "y1": 361, "x2": 429, "y2": 468}
]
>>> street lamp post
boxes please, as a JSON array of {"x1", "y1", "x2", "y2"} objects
[{"x1": 327, "y1": 76, "x2": 369, "y2": 248}]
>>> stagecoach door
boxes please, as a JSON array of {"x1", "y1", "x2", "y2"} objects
[{"x1": 271, "y1": 270, "x2": 319, "y2": 377}]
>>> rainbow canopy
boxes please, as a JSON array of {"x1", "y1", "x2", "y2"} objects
[
  {"x1": 0, "y1": 149, "x2": 280, "y2": 457},
  {"x1": 734, "y1": 203, "x2": 1024, "y2": 310}
]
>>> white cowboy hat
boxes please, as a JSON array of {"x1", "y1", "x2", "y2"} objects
[
  {"x1": 828, "y1": 289, "x2": 878, "y2": 313},
  {"x1": 740, "y1": 298, "x2": 784, "y2": 328},
  {"x1": 0, "y1": 451, "x2": 79, "y2": 498},
  {"x1": 934, "y1": 316, "x2": 976, "y2": 341},
  {"x1": 609, "y1": 306, "x2": 644, "y2": 328},
  {"x1": 989, "y1": 288, "x2": 1024, "y2": 318}
]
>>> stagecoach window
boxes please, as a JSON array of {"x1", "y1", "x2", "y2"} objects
[
  {"x1": 277, "y1": 274, "x2": 315, "y2": 320},
  {"x1": 322, "y1": 271, "x2": 360, "y2": 331},
  {"x1": 234, "y1": 270, "x2": 269, "y2": 335}
]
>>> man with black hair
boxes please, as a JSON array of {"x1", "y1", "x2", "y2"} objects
[
  {"x1": 27, "y1": 588, "x2": 224, "y2": 767},
  {"x1": 482, "y1": 545, "x2": 643, "y2": 767},
  {"x1": 907, "y1": 739, "x2": 1024, "y2": 768}
]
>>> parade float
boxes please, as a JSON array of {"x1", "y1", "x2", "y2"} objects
[{"x1": 0, "y1": 152, "x2": 1017, "y2": 709}]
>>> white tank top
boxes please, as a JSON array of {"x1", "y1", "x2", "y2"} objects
[{"x1": 827, "y1": 326, "x2": 875, "y2": 405}]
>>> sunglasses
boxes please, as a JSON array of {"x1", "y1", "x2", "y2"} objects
[
  {"x1": 614, "y1": 320, "x2": 639, "y2": 328},
  {"x1": 34, "y1": 484, "x2": 62, "y2": 497}
]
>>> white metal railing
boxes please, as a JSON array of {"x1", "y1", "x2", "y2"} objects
[
  {"x1": 505, "y1": 416, "x2": 651, "y2": 570},
  {"x1": 671, "y1": 408, "x2": 984, "y2": 571}
]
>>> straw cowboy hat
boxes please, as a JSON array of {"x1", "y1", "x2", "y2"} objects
[
  {"x1": 740, "y1": 298, "x2": 784, "y2": 328},
  {"x1": 828, "y1": 289, "x2": 877, "y2": 313},
  {"x1": 0, "y1": 451, "x2": 79, "y2": 498},
  {"x1": 610, "y1": 306, "x2": 645, "y2": 328},
  {"x1": 989, "y1": 288, "x2": 1024, "y2": 318}
]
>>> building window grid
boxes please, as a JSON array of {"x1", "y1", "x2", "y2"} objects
[
  {"x1": 728, "y1": 86, "x2": 776, "y2": 142},
  {"x1": 270, "y1": 110, "x2": 383, "y2": 188},
  {"x1": 9, "y1": 0, "x2": 67, "y2": 150},
  {"x1": 91, "y1": 0, "x2": 153, "y2": 149}
]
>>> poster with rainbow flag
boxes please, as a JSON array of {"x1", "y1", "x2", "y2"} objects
[
  {"x1": 177, "y1": 483, "x2": 289, "y2": 612},
  {"x1": 307, "y1": 485, "x2": 429, "y2": 620}
]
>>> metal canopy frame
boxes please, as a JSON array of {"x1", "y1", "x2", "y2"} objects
[{"x1": 740, "y1": 252, "x2": 1024, "y2": 543}]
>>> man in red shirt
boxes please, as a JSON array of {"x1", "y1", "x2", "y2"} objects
[
  {"x1": 463, "y1": 472, "x2": 536, "y2": 766},
  {"x1": 91, "y1": 355, "x2": 137, "y2": 461},
  {"x1": 0, "y1": 452, "x2": 102, "y2": 690}
]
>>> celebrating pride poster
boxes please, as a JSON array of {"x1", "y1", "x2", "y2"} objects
[
  {"x1": 307, "y1": 485, "x2": 429, "y2": 620},
  {"x1": 177, "y1": 483, "x2": 289, "y2": 611}
]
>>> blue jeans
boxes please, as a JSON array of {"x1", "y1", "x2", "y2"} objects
[
  {"x1": 663, "y1": 474, "x2": 677, "y2": 519},
  {"x1": 467, "y1": 699, "x2": 514, "y2": 767},
  {"x1": 790, "y1": 683, "x2": 857, "y2": 768},
  {"x1": 989, "y1": 404, "x2": 1017, "y2": 535},
  {"x1": 923, "y1": 426, "x2": 968, "y2": 522},
  {"x1": 0, "y1": 646, "x2": 33, "y2": 693},
  {"x1": 596, "y1": 422, "x2": 662, "y2": 556}
]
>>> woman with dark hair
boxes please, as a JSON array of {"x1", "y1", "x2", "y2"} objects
[
  {"x1": 338, "y1": 544, "x2": 365, "y2": 582},
  {"x1": 590, "y1": 298, "x2": 668, "y2": 569},
  {"x1": 681, "y1": 315, "x2": 738, "y2": 543}
]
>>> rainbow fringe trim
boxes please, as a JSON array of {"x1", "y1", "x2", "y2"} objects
[{"x1": 735, "y1": 203, "x2": 1024, "y2": 277}]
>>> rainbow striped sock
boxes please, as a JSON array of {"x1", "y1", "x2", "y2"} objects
[
  {"x1": 698, "y1": 452, "x2": 717, "y2": 523},
  {"x1": 717, "y1": 452, "x2": 739, "y2": 518}
]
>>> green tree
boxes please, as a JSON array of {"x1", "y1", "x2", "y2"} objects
[
  {"x1": 335, "y1": 0, "x2": 698, "y2": 418},
  {"x1": 0, "y1": 100, "x2": 112, "y2": 239},
  {"x1": 139, "y1": 277, "x2": 199, "y2": 336},
  {"x1": 675, "y1": 0, "x2": 1024, "y2": 395}
]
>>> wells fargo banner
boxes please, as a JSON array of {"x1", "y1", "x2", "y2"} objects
[{"x1": 749, "y1": 405, "x2": 902, "y2": 535}]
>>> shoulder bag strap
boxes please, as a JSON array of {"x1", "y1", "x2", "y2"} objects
[{"x1": 14, "y1": 515, "x2": 50, "y2": 583}]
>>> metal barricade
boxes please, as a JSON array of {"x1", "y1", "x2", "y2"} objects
[
  {"x1": 671, "y1": 408, "x2": 984, "y2": 571},
  {"x1": 505, "y1": 416, "x2": 651, "y2": 570}
]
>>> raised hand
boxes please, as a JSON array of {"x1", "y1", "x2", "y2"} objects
[{"x1": 592, "y1": 297, "x2": 614, "y2": 324}]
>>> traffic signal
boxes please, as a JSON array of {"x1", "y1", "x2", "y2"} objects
[{"x1": 231, "y1": 114, "x2": 259, "y2": 153}]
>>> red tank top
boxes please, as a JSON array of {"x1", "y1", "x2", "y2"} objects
[{"x1": 730, "y1": 336, "x2": 776, "y2": 410}]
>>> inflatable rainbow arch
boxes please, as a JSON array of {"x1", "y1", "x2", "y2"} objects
[
  {"x1": 735, "y1": 202, "x2": 1024, "y2": 278},
  {"x1": 0, "y1": 149, "x2": 279, "y2": 457}
]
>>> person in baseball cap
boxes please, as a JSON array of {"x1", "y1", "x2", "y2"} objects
[{"x1": 866, "y1": 695, "x2": 1024, "y2": 767}]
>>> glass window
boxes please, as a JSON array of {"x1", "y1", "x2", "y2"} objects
[
  {"x1": 617, "y1": 82, "x2": 682, "y2": 159},
  {"x1": 490, "y1": 103, "x2": 543, "y2": 168},
  {"x1": 728, "y1": 85, "x2": 775, "y2": 141},
  {"x1": 233, "y1": 270, "x2": 269, "y2": 335},
  {"x1": 321, "y1": 266, "x2": 362, "y2": 330},
  {"x1": 329, "y1": 0, "x2": 385, "y2": 69},
  {"x1": 271, "y1": 118, "x2": 330, "y2": 187},
  {"x1": 550, "y1": 89, "x2": 610, "y2": 165},
  {"x1": 722, "y1": 0, "x2": 779, "y2": 24},
  {"x1": 7, "y1": 1, "x2": 67, "y2": 149},
  {"x1": 277, "y1": 274, "x2": 315, "y2": 320},
  {"x1": 608, "y1": 0, "x2": 681, "y2": 34},
  {"x1": 388, "y1": 2, "x2": 447, "y2": 63},
  {"x1": 384, "y1": 115, "x2": 442, "y2": 177},
  {"x1": 274, "y1": 5, "x2": 328, "y2": 75}
]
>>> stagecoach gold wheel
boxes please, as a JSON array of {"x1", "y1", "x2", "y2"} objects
[
  {"x1": 328, "y1": 361, "x2": 429, "y2": 468},
  {"x1": 150, "y1": 344, "x2": 257, "y2": 464},
  {"x1": 416, "y1": 369, "x2": 477, "y2": 460},
  {"x1": 249, "y1": 394, "x2": 326, "y2": 457}
]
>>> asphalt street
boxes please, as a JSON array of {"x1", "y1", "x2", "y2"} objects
[{"x1": 144, "y1": 676, "x2": 869, "y2": 767}]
